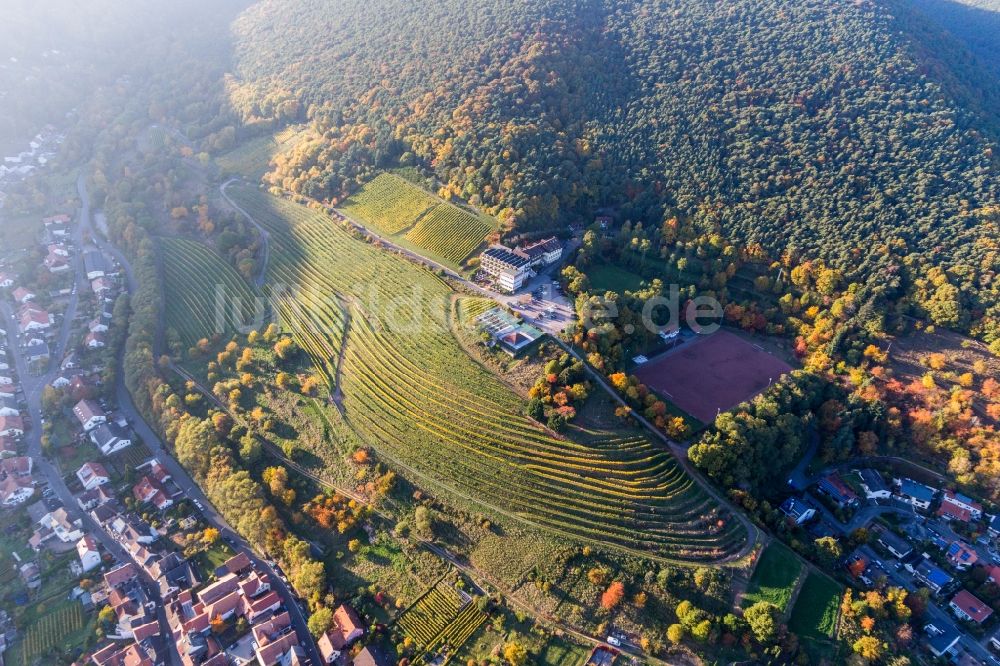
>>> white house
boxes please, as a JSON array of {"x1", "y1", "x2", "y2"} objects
[
  {"x1": 859, "y1": 469, "x2": 891, "y2": 500},
  {"x1": 779, "y1": 497, "x2": 817, "y2": 525},
  {"x1": 0, "y1": 273, "x2": 13, "y2": 288},
  {"x1": 76, "y1": 535, "x2": 101, "y2": 572},
  {"x1": 90, "y1": 423, "x2": 132, "y2": 455},
  {"x1": 88, "y1": 318, "x2": 109, "y2": 334},
  {"x1": 39, "y1": 507, "x2": 84, "y2": 543},
  {"x1": 76, "y1": 462, "x2": 110, "y2": 491},
  {"x1": 73, "y1": 399, "x2": 106, "y2": 432},
  {"x1": 84, "y1": 332, "x2": 105, "y2": 349},
  {"x1": 0, "y1": 475, "x2": 34, "y2": 506},
  {"x1": 0, "y1": 397, "x2": 19, "y2": 417}
]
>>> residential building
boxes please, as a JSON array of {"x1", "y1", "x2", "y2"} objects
[
  {"x1": 84, "y1": 331, "x2": 105, "y2": 349},
  {"x1": 77, "y1": 535, "x2": 101, "y2": 572},
  {"x1": 816, "y1": 473, "x2": 859, "y2": 508},
  {"x1": 0, "y1": 272, "x2": 13, "y2": 288},
  {"x1": 0, "y1": 456, "x2": 31, "y2": 478},
  {"x1": 0, "y1": 474, "x2": 33, "y2": 506},
  {"x1": 927, "y1": 628, "x2": 961, "y2": 658},
  {"x1": 946, "y1": 541, "x2": 978, "y2": 570},
  {"x1": 89, "y1": 317, "x2": 109, "y2": 334},
  {"x1": 779, "y1": 497, "x2": 816, "y2": 525},
  {"x1": 73, "y1": 399, "x2": 107, "y2": 431},
  {"x1": 91, "y1": 277, "x2": 113, "y2": 296},
  {"x1": 858, "y1": 469, "x2": 891, "y2": 499},
  {"x1": 354, "y1": 645, "x2": 394, "y2": 666},
  {"x1": 12, "y1": 287, "x2": 35, "y2": 304},
  {"x1": 988, "y1": 514, "x2": 1000, "y2": 538},
  {"x1": 38, "y1": 506, "x2": 85, "y2": 543},
  {"x1": 76, "y1": 462, "x2": 110, "y2": 490},
  {"x1": 949, "y1": 589, "x2": 993, "y2": 624},
  {"x1": 25, "y1": 339, "x2": 49, "y2": 363},
  {"x1": 0, "y1": 396, "x2": 19, "y2": 417},
  {"x1": 479, "y1": 246, "x2": 532, "y2": 292},
  {"x1": 84, "y1": 251, "x2": 106, "y2": 280},
  {"x1": 317, "y1": 604, "x2": 365, "y2": 663},
  {"x1": 875, "y1": 528, "x2": 913, "y2": 559},
  {"x1": 0, "y1": 434, "x2": 16, "y2": 456},
  {"x1": 895, "y1": 478, "x2": 936, "y2": 510},
  {"x1": 104, "y1": 562, "x2": 139, "y2": 589},
  {"x1": 0, "y1": 415, "x2": 25, "y2": 437},
  {"x1": 253, "y1": 611, "x2": 299, "y2": 665},
  {"x1": 44, "y1": 252, "x2": 69, "y2": 273},
  {"x1": 133, "y1": 476, "x2": 173, "y2": 511},
  {"x1": 76, "y1": 485, "x2": 114, "y2": 511},
  {"x1": 937, "y1": 490, "x2": 983, "y2": 523},
  {"x1": 18, "y1": 307, "x2": 51, "y2": 333},
  {"x1": 914, "y1": 559, "x2": 953, "y2": 593},
  {"x1": 90, "y1": 423, "x2": 132, "y2": 455}
]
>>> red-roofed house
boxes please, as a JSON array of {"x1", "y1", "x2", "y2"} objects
[
  {"x1": 84, "y1": 331, "x2": 105, "y2": 349},
  {"x1": 44, "y1": 252, "x2": 69, "y2": 273},
  {"x1": 77, "y1": 535, "x2": 101, "y2": 571},
  {"x1": 318, "y1": 603, "x2": 365, "y2": 662},
  {"x1": 0, "y1": 416, "x2": 25, "y2": 437},
  {"x1": 103, "y1": 563, "x2": 138, "y2": 589},
  {"x1": 205, "y1": 590, "x2": 243, "y2": 622},
  {"x1": 133, "y1": 476, "x2": 173, "y2": 510},
  {"x1": 12, "y1": 287, "x2": 35, "y2": 304},
  {"x1": 950, "y1": 589, "x2": 993, "y2": 624},
  {"x1": 18, "y1": 308, "x2": 51, "y2": 333},
  {"x1": 938, "y1": 490, "x2": 983, "y2": 523},
  {"x1": 244, "y1": 589, "x2": 281, "y2": 623},
  {"x1": 0, "y1": 475, "x2": 34, "y2": 506},
  {"x1": 73, "y1": 399, "x2": 106, "y2": 431},
  {"x1": 91, "y1": 642, "x2": 154, "y2": 666},
  {"x1": 0, "y1": 456, "x2": 32, "y2": 478},
  {"x1": 198, "y1": 573, "x2": 239, "y2": 605},
  {"x1": 76, "y1": 462, "x2": 110, "y2": 490}
]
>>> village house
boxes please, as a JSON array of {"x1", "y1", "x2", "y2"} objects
[
  {"x1": 12, "y1": 286, "x2": 35, "y2": 304},
  {"x1": 90, "y1": 422, "x2": 133, "y2": 455},
  {"x1": 0, "y1": 434, "x2": 17, "y2": 457},
  {"x1": 858, "y1": 469, "x2": 891, "y2": 499},
  {"x1": 33, "y1": 505, "x2": 85, "y2": 546},
  {"x1": 875, "y1": 527, "x2": 913, "y2": 559},
  {"x1": 44, "y1": 251, "x2": 69, "y2": 273},
  {"x1": 133, "y1": 476, "x2": 173, "y2": 511},
  {"x1": 946, "y1": 541, "x2": 979, "y2": 570},
  {"x1": 18, "y1": 306, "x2": 51, "y2": 333},
  {"x1": 816, "y1": 473, "x2": 860, "y2": 508},
  {"x1": 0, "y1": 474, "x2": 34, "y2": 506},
  {"x1": 73, "y1": 399, "x2": 107, "y2": 431},
  {"x1": 76, "y1": 461, "x2": 111, "y2": 490},
  {"x1": 950, "y1": 589, "x2": 993, "y2": 624},
  {"x1": 76, "y1": 485, "x2": 114, "y2": 511},
  {"x1": 914, "y1": 558, "x2": 954, "y2": 594},
  {"x1": 84, "y1": 250, "x2": 106, "y2": 280},
  {"x1": 77, "y1": 535, "x2": 101, "y2": 572},
  {"x1": 779, "y1": 497, "x2": 817, "y2": 525},
  {"x1": 0, "y1": 396, "x2": 19, "y2": 417},
  {"x1": 0, "y1": 272, "x2": 14, "y2": 288},
  {"x1": 937, "y1": 490, "x2": 983, "y2": 523},
  {"x1": 894, "y1": 478, "x2": 937, "y2": 511},
  {"x1": 91, "y1": 276, "x2": 113, "y2": 297},
  {"x1": 85, "y1": 331, "x2": 106, "y2": 349},
  {"x1": 89, "y1": 317, "x2": 109, "y2": 334},
  {"x1": 0, "y1": 415, "x2": 25, "y2": 437},
  {"x1": 317, "y1": 604, "x2": 365, "y2": 663}
]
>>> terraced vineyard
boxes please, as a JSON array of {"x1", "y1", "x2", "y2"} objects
[
  {"x1": 216, "y1": 126, "x2": 307, "y2": 179},
  {"x1": 339, "y1": 173, "x2": 495, "y2": 266},
  {"x1": 403, "y1": 205, "x2": 493, "y2": 264},
  {"x1": 397, "y1": 582, "x2": 486, "y2": 664},
  {"x1": 224, "y1": 185, "x2": 749, "y2": 563},
  {"x1": 160, "y1": 237, "x2": 260, "y2": 348}
]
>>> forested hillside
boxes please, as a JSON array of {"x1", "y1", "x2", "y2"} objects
[
  {"x1": 227, "y1": 0, "x2": 1000, "y2": 337},
  {"x1": 909, "y1": 0, "x2": 1000, "y2": 78}
]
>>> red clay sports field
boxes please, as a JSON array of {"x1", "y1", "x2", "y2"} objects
[{"x1": 634, "y1": 330, "x2": 793, "y2": 423}]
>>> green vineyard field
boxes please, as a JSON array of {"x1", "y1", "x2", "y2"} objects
[
  {"x1": 397, "y1": 582, "x2": 486, "y2": 664},
  {"x1": 223, "y1": 185, "x2": 748, "y2": 563},
  {"x1": 160, "y1": 237, "x2": 260, "y2": 348},
  {"x1": 339, "y1": 173, "x2": 495, "y2": 266},
  {"x1": 6, "y1": 601, "x2": 87, "y2": 665}
]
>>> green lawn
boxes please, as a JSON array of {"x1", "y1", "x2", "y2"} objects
[
  {"x1": 193, "y1": 542, "x2": 236, "y2": 581},
  {"x1": 741, "y1": 542, "x2": 803, "y2": 611},
  {"x1": 788, "y1": 573, "x2": 842, "y2": 639},
  {"x1": 587, "y1": 263, "x2": 645, "y2": 293},
  {"x1": 537, "y1": 635, "x2": 592, "y2": 666}
]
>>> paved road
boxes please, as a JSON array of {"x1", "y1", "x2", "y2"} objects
[
  {"x1": 77, "y1": 176, "x2": 323, "y2": 665},
  {"x1": 1, "y1": 186, "x2": 180, "y2": 663}
]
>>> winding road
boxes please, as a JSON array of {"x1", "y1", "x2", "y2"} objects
[{"x1": 78, "y1": 176, "x2": 323, "y2": 666}]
